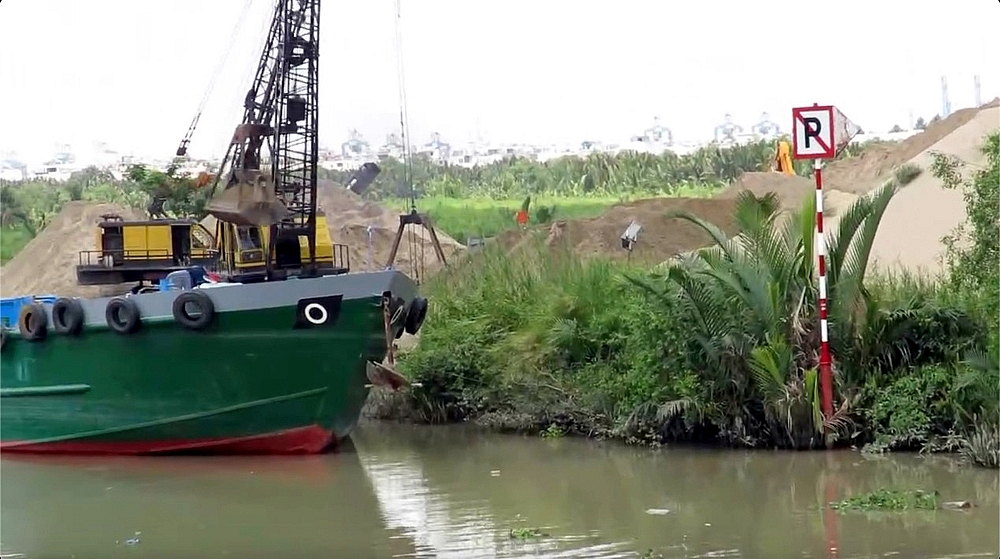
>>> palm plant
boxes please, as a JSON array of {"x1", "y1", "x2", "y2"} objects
[{"x1": 628, "y1": 180, "x2": 902, "y2": 448}]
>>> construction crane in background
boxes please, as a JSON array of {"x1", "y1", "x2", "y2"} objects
[
  {"x1": 751, "y1": 112, "x2": 781, "y2": 139},
  {"x1": 714, "y1": 113, "x2": 744, "y2": 144}
]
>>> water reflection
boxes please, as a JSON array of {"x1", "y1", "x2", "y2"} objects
[
  {"x1": 0, "y1": 446, "x2": 409, "y2": 559},
  {"x1": 1, "y1": 423, "x2": 996, "y2": 559},
  {"x1": 355, "y1": 424, "x2": 998, "y2": 559}
]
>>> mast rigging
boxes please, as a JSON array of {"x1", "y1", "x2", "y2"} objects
[
  {"x1": 173, "y1": 0, "x2": 258, "y2": 160},
  {"x1": 384, "y1": 0, "x2": 448, "y2": 279}
]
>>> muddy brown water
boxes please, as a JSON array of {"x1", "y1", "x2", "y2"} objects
[{"x1": 1, "y1": 423, "x2": 997, "y2": 559}]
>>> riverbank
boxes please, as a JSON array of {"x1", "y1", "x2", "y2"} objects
[
  {"x1": 363, "y1": 230, "x2": 996, "y2": 463},
  {"x1": 370, "y1": 139, "x2": 1000, "y2": 468}
]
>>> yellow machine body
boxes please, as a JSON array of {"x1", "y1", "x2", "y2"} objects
[
  {"x1": 77, "y1": 212, "x2": 340, "y2": 285},
  {"x1": 213, "y1": 212, "x2": 337, "y2": 275}
]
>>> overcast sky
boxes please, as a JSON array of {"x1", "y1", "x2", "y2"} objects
[{"x1": 0, "y1": 0, "x2": 997, "y2": 161}]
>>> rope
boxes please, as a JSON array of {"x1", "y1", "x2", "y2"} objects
[
  {"x1": 393, "y1": 0, "x2": 416, "y2": 211},
  {"x1": 177, "y1": 0, "x2": 257, "y2": 153},
  {"x1": 366, "y1": 225, "x2": 374, "y2": 271},
  {"x1": 382, "y1": 295, "x2": 396, "y2": 367},
  {"x1": 419, "y1": 224, "x2": 426, "y2": 282},
  {"x1": 407, "y1": 224, "x2": 419, "y2": 283}
]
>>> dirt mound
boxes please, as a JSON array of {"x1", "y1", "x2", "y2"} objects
[
  {"x1": 718, "y1": 172, "x2": 861, "y2": 222},
  {"x1": 316, "y1": 181, "x2": 465, "y2": 276},
  {"x1": 0, "y1": 202, "x2": 147, "y2": 298},
  {"x1": 718, "y1": 172, "x2": 815, "y2": 207},
  {"x1": 718, "y1": 104, "x2": 999, "y2": 274},
  {"x1": 504, "y1": 197, "x2": 741, "y2": 264}
]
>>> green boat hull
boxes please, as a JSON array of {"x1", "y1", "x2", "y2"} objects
[{"x1": 0, "y1": 271, "x2": 421, "y2": 454}]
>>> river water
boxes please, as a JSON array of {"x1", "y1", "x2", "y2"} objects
[{"x1": 1, "y1": 422, "x2": 997, "y2": 559}]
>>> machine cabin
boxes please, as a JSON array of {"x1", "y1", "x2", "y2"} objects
[
  {"x1": 211, "y1": 211, "x2": 350, "y2": 282},
  {"x1": 76, "y1": 214, "x2": 219, "y2": 286},
  {"x1": 76, "y1": 213, "x2": 350, "y2": 286}
]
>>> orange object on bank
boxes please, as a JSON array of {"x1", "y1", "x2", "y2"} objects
[{"x1": 515, "y1": 209, "x2": 529, "y2": 225}]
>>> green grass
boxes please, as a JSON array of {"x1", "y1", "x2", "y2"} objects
[
  {"x1": 385, "y1": 186, "x2": 719, "y2": 242},
  {"x1": 1, "y1": 224, "x2": 32, "y2": 264}
]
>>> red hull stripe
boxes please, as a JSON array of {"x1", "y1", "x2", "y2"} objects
[{"x1": 0, "y1": 424, "x2": 335, "y2": 455}]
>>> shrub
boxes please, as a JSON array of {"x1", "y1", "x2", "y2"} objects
[
  {"x1": 400, "y1": 236, "x2": 686, "y2": 434},
  {"x1": 932, "y1": 131, "x2": 1000, "y2": 468}
]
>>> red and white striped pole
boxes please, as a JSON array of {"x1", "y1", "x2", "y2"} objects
[{"x1": 814, "y1": 159, "x2": 834, "y2": 429}]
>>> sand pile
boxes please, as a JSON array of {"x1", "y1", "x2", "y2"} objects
[
  {"x1": 719, "y1": 102, "x2": 999, "y2": 274},
  {"x1": 316, "y1": 181, "x2": 465, "y2": 275},
  {"x1": 868, "y1": 105, "x2": 1000, "y2": 273},
  {"x1": 821, "y1": 99, "x2": 998, "y2": 194},
  {"x1": 0, "y1": 202, "x2": 147, "y2": 298},
  {"x1": 503, "y1": 197, "x2": 741, "y2": 264}
]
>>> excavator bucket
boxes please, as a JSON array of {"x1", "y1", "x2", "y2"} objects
[{"x1": 206, "y1": 169, "x2": 290, "y2": 226}]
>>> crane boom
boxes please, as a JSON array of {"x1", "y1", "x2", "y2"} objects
[{"x1": 206, "y1": 0, "x2": 321, "y2": 276}]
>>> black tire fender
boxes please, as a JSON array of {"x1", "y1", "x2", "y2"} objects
[
  {"x1": 404, "y1": 296, "x2": 428, "y2": 335},
  {"x1": 18, "y1": 302, "x2": 48, "y2": 342},
  {"x1": 52, "y1": 297, "x2": 85, "y2": 336},
  {"x1": 105, "y1": 297, "x2": 142, "y2": 335},
  {"x1": 172, "y1": 291, "x2": 216, "y2": 331}
]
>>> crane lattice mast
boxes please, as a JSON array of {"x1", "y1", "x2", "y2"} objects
[{"x1": 208, "y1": 0, "x2": 321, "y2": 275}]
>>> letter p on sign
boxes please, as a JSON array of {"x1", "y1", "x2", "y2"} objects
[{"x1": 792, "y1": 105, "x2": 836, "y2": 159}]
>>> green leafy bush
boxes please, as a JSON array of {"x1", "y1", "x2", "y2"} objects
[
  {"x1": 400, "y1": 237, "x2": 684, "y2": 434},
  {"x1": 931, "y1": 131, "x2": 1000, "y2": 468}
]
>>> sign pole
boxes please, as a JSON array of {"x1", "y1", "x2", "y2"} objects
[
  {"x1": 791, "y1": 103, "x2": 858, "y2": 446},
  {"x1": 813, "y1": 157, "x2": 833, "y2": 428}
]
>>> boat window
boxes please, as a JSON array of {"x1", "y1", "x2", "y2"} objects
[{"x1": 236, "y1": 226, "x2": 263, "y2": 250}]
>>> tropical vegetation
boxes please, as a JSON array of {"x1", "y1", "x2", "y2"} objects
[
  {"x1": 386, "y1": 133, "x2": 1000, "y2": 467},
  {"x1": 0, "y1": 137, "x2": 891, "y2": 262}
]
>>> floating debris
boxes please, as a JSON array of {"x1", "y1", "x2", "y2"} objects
[{"x1": 115, "y1": 531, "x2": 141, "y2": 546}]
